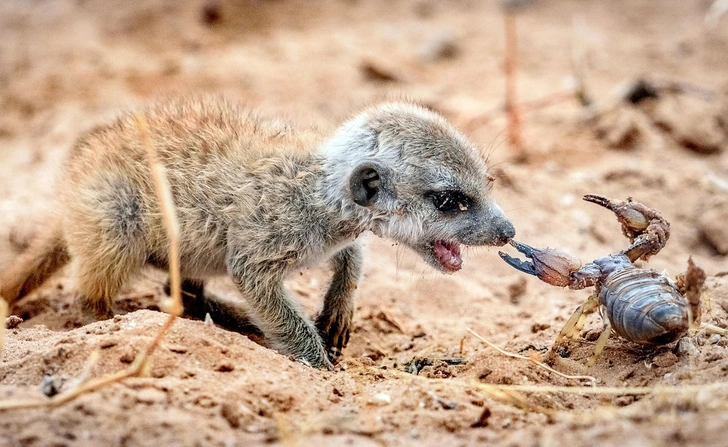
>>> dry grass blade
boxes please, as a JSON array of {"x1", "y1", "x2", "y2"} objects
[
  {"x1": 383, "y1": 365, "x2": 728, "y2": 416},
  {"x1": 134, "y1": 113, "x2": 183, "y2": 317},
  {"x1": 466, "y1": 327, "x2": 597, "y2": 384},
  {"x1": 0, "y1": 297, "x2": 7, "y2": 354},
  {"x1": 700, "y1": 323, "x2": 728, "y2": 336},
  {"x1": 0, "y1": 111, "x2": 183, "y2": 412}
]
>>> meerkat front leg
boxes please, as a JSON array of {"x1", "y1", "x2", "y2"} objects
[
  {"x1": 228, "y1": 260, "x2": 332, "y2": 369},
  {"x1": 315, "y1": 244, "x2": 363, "y2": 361}
]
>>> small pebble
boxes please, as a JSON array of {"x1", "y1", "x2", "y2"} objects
[
  {"x1": 220, "y1": 401, "x2": 241, "y2": 428},
  {"x1": 215, "y1": 361, "x2": 235, "y2": 372},
  {"x1": 119, "y1": 345, "x2": 136, "y2": 363},
  {"x1": 372, "y1": 393, "x2": 391, "y2": 404},
  {"x1": 41, "y1": 375, "x2": 63, "y2": 397},
  {"x1": 652, "y1": 351, "x2": 678, "y2": 368},
  {"x1": 167, "y1": 344, "x2": 188, "y2": 354},
  {"x1": 5, "y1": 315, "x2": 23, "y2": 329},
  {"x1": 677, "y1": 338, "x2": 700, "y2": 356},
  {"x1": 135, "y1": 388, "x2": 167, "y2": 405},
  {"x1": 99, "y1": 338, "x2": 118, "y2": 349}
]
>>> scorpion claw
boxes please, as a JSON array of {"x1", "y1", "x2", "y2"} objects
[
  {"x1": 499, "y1": 240, "x2": 582, "y2": 287},
  {"x1": 498, "y1": 251, "x2": 538, "y2": 276},
  {"x1": 509, "y1": 239, "x2": 537, "y2": 259},
  {"x1": 584, "y1": 194, "x2": 650, "y2": 232}
]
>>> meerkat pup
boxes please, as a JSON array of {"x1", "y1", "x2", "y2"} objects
[{"x1": 0, "y1": 97, "x2": 515, "y2": 369}]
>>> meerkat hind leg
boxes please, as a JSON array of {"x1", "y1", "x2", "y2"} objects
[
  {"x1": 73, "y1": 251, "x2": 143, "y2": 319},
  {"x1": 315, "y1": 245, "x2": 363, "y2": 361},
  {"x1": 164, "y1": 278, "x2": 263, "y2": 337}
]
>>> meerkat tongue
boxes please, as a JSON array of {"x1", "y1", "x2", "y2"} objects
[{"x1": 434, "y1": 240, "x2": 463, "y2": 272}]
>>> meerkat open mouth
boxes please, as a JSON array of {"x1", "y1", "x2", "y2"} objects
[{"x1": 433, "y1": 240, "x2": 462, "y2": 272}]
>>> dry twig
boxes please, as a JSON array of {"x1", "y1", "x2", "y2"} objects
[
  {"x1": 503, "y1": 11, "x2": 525, "y2": 161},
  {"x1": 0, "y1": 297, "x2": 7, "y2": 354}
]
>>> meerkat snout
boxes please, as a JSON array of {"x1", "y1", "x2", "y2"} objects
[{"x1": 324, "y1": 102, "x2": 515, "y2": 274}]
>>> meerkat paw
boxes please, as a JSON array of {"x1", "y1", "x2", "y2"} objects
[
  {"x1": 282, "y1": 335, "x2": 333, "y2": 370},
  {"x1": 78, "y1": 296, "x2": 114, "y2": 322},
  {"x1": 315, "y1": 308, "x2": 353, "y2": 362},
  {"x1": 303, "y1": 348, "x2": 334, "y2": 370}
]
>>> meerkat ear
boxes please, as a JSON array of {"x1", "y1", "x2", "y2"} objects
[{"x1": 349, "y1": 161, "x2": 389, "y2": 207}]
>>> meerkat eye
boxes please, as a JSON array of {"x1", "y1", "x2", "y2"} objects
[{"x1": 427, "y1": 190, "x2": 473, "y2": 215}]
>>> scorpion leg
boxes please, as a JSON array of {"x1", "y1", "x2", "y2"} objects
[
  {"x1": 583, "y1": 194, "x2": 670, "y2": 262},
  {"x1": 587, "y1": 310, "x2": 613, "y2": 368},
  {"x1": 554, "y1": 293, "x2": 600, "y2": 348},
  {"x1": 572, "y1": 293, "x2": 600, "y2": 335}
]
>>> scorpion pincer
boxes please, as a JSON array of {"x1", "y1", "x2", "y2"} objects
[{"x1": 499, "y1": 195, "x2": 705, "y2": 366}]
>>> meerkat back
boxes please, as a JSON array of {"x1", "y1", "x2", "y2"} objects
[{"x1": 1, "y1": 97, "x2": 321, "y2": 317}]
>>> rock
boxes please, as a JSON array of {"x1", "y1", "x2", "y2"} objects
[
  {"x1": 677, "y1": 338, "x2": 700, "y2": 356},
  {"x1": 372, "y1": 393, "x2": 391, "y2": 404},
  {"x1": 648, "y1": 95, "x2": 726, "y2": 154},
  {"x1": 594, "y1": 108, "x2": 645, "y2": 150},
  {"x1": 215, "y1": 361, "x2": 235, "y2": 372},
  {"x1": 5, "y1": 315, "x2": 23, "y2": 329},
  {"x1": 360, "y1": 60, "x2": 401, "y2": 83},
  {"x1": 135, "y1": 388, "x2": 167, "y2": 405},
  {"x1": 119, "y1": 345, "x2": 136, "y2": 363},
  {"x1": 220, "y1": 401, "x2": 241, "y2": 428},
  {"x1": 698, "y1": 204, "x2": 728, "y2": 255},
  {"x1": 652, "y1": 351, "x2": 678, "y2": 368}
]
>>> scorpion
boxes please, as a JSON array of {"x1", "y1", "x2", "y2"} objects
[{"x1": 499, "y1": 194, "x2": 706, "y2": 366}]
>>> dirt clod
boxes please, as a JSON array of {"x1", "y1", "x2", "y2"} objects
[
  {"x1": 119, "y1": 345, "x2": 136, "y2": 363},
  {"x1": 5, "y1": 315, "x2": 22, "y2": 329}
]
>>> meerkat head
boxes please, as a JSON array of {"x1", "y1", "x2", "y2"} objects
[{"x1": 322, "y1": 102, "x2": 515, "y2": 273}]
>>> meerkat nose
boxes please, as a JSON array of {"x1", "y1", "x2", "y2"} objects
[{"x1": 495, "y1": 220, "x2": 516, "y2": 245}]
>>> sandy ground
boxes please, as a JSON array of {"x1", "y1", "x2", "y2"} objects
[{"x1": 1, "y1": 0, "x2": 728, "y2": 446}]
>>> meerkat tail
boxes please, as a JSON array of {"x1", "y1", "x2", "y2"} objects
[{"x1": 0, "y1": 222, "x2": 69, "y2": 304}]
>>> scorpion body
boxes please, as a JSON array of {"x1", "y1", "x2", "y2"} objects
[
  {"x1": 592, "y1": 254, "x2": 688, "y2": 345},
  {"x1": 499, "y1": 194, "x2": 704, "y2": 366}
]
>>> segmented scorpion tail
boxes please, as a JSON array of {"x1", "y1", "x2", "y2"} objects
[
  {"x1": 582, "y1": 194, "x2": 616, "y2": 209},
  {"x1": 583, "y1": 194, "x2": 669, "y2": 262}
]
